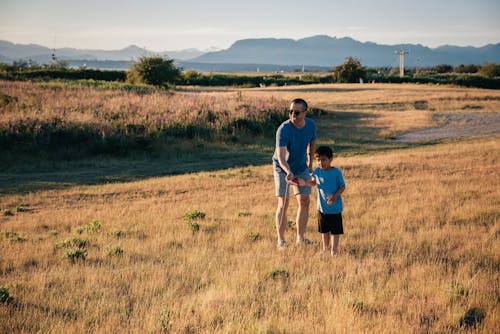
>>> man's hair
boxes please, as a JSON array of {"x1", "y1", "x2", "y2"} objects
[
  {"x1": 315, "y1": 146, "x2": 333, "y2": 158},
  {"x1": 291, "y1": 98, "x2": 308, "y2": 111}
]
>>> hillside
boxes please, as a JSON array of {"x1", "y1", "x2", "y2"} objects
[
  {"x1": 193, "y1": 35, "x2": 500, "y2": 67},
  {"x1": 1, "y1": 35, "x2": 499, "y2": 70}
]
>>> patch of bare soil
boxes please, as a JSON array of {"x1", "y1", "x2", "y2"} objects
[{"x1": 395, "y1": 113, "x2": 500, "y2": 142}]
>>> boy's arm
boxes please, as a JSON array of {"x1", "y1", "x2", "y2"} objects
[
  {"x1": 297, "y1": 178, "x2": 316, "y2": 187},
  {"x1": 327, "y1": 185, "x2": 345, "y2": 204}
]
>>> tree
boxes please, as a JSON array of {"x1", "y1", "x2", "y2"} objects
[
  {"x1": 478, "y1": 63, "x2": 500, "y2": 78},
  {"x1": 333, "y1": 57, "x2": 366, "y2": 83},
  {"x1": 127, "y1": 56, "x2": 180, "y2": 86},
  {"x1": 454, "y1": 64, "x2": 479, "y2": 74},
  {"x1": 434, "y1": 64, "x2": 453, "y2": 73}
]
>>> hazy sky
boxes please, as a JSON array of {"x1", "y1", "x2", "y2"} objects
[{"x1": 1, "y1": 0, "x2": 499, "y2": 51}]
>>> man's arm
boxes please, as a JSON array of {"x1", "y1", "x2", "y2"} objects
[
  {"x1": 307, "y1": 140, "x2": 316, "y2": 172},
  {"x1": 277, "y1": 146, "x2": 294, "y2": 180}
]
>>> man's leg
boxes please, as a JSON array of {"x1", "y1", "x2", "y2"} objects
[
  {"x1": 295, "y1": 194, "x2": 310, "y2": 242},
  {"x1": 275, "y1": 196, "x2": 289, "y2": 243}
]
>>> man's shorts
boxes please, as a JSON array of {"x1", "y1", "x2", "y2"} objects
[
  {"x1": 318, "y1": 211, "x2": 344, "y2": 235},
  {"x1": 273, "y1": 165, "x2": 312, "y2": 197}
]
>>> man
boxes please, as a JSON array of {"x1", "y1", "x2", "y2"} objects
[{"x1": 273, "y1": 98, "x2": 316, "y2": 248}]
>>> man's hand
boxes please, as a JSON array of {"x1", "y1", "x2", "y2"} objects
[{"x1": 296, "y1": 178, "x2": 306, "y2": 186}]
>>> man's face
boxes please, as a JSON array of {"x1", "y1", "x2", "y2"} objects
[{"x1": 289, "y1": 102, "x2": 307, "y2": 122}]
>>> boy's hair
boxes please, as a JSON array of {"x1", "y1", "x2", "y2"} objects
[
  {"x1": 315, "y1": 146, "x2": 333, "y2": 158},
  {"x1": 291, "y1": 98, "x2": 308, "y2": 111}
]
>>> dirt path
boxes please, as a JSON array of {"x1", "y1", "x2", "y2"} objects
[{"x1": 395, "y1": 112, "x2": 500, "y2": 142}]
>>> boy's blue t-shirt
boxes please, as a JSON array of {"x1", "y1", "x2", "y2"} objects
[
  {"x1": 312, "y1": 167, "x2": 345, "y2": 214},
  {"x1": 272, "y1": 118, "x2": 317, "y2": 175}
]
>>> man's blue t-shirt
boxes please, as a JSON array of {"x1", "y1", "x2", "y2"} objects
[
  {"x1": 272, "y1": 118, "x2": 317, "y2": 175},
  {"x1": 312, "y1": 167, "x2": 345, "y2": 214}
]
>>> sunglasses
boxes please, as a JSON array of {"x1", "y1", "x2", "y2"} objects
[{"x1": 289, "y1": 110, "x2": 304, "y2": 116}]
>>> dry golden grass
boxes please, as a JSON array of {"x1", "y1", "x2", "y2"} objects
[
  {"x1": 227, "y1": 83, "x2": 500, "y2": 137},
  {"x1": 1, "y1": 83, "x2": 499, "y2": 332},
  {"x1": 1, "y1": 136, "x2": 498, "y2": 333}
]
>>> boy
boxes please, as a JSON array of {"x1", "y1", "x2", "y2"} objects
[{"x1": 297, "y1": 146, "x2": 345, "y2": 255}]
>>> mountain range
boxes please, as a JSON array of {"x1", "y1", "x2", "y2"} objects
[
  {"x1": 0, "y1": 40, "x2": 208, "y2": 63},
  {"x1": 1, "y1": 35, "x2": 499, "y2": 71}
]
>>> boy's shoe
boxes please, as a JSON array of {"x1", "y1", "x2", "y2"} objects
[{"x1": 277, "y1": 239, "x2": 287, "y2": 249}]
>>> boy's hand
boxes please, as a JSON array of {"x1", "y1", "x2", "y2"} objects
[{"x1": 327, "y1": 195, "x2": 335, "y2": 205}]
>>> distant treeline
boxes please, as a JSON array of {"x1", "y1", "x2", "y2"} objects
[{"x1": 1, "y1": 62, "x2": 499, "y2": 89}]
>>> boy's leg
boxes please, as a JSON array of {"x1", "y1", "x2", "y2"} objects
[
  {"x1": 322, "y1": 233, "x2": 330, "y2": 252},
  {"x1": 331, "y1": 234, "x2": 340, "y2": 255}
]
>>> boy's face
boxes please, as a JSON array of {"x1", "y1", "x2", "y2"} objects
[{"x1": 315, "y1": 154, "x2": 333, "y2": 170}]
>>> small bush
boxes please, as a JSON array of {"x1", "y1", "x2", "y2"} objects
[
  {"x1": 185, "y1": 220, "x2": 200, "y2": 233},
  {"x1": 237, "y1": 211, "x2": 251, "y2": 217},
  {"x1": 158, "y1": 307, "x2": 172, "y2": 331},
  {"x1": 450, "y1": 280, "x2": 467, "y2": 298},
  {"x1": 77, "y1": 220, "x2": 102, "y2": 234},
  {"x1": 106, "y1": 245, "x2": 123, "y2": 257},
  {"x1": 184, "y1": 210, "x2": 205, "y2": 233},
  {"x1": 0, "y1": 286, "x2": 13, "y2": 304},
  {"x1": 15, "y1": 205, "x2": 28, "y2": 213},
  {"x1": 109, "y1": 230, "x2": 126, "y2": 238},
  {"x1": 249, "y1": 232, "x2": 261, "y2": 241},
  {"x1": 184, "y1": 210, "x2": 206, "y2": 221},
  {"x1": 270, "y1": 268, "x2": 289, "y2": 280},
  {"x1": 63, "y1": 248, "x2": 87, "y2": 262},
  {"x1": 55, "y1": 237, "x2": 88, "y2": 250},
  {"x1": 2, "y1": 232, "x2": 26, "y2": 243},
  {"x1": 2, "y1": 209, "x2": 13, "y2": 216}
]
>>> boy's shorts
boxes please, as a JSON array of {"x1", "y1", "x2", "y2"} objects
[
  {"x1": 318, "y1": 211, "x2": 344, "y2": 235},
  {"x1": 273, "y1": 165, "x2": 312, "y2": 197}
]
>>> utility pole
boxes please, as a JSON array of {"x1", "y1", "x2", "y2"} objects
[
  {"x1": 398, "y1": 48, "x2": 409, "y2": 78},
  {"x1": 51, "y1": 34, "x2": 57, "y2": 62}
]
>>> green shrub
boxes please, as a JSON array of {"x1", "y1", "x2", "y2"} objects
[
  {"x1": 158, "y1": 307, "x2": 172, "y2": 331},
  {"x1": 2, "y1": 209, "x2": 13, "y2": 216},
  {"x1": 184, "y1": 210, "x2": 205, "y2": 233},
  {"x1": 63, "y1": 248, "x2": 87, "y2": 261},
  {"x1": 184, "y1": 210, "x2": 206, "y2": 221},
  {"x1": 249, "y1": 232, "x2": 261, "y2": 241},
  {"x1": 77, "y1": 220, "x2": 102, "y2": 234},
  {"x1": 0, "y1": 286, "x2": 13, "y2": 304},
  {"x1": 270, "y1": 268, "x2": 289, "y2": 280},
  {"x1": 55, "y1": 237, "x2": 88, "y2": 250},
  {"x1": 106, "y1": 245, "x2": 123, "y2": 257},
  {"x1": 2, "y1": 231, "x2": 26, "y2": 243},
  {"x1": 237, "y1": 211, "x2": 251, "y2": 217}
]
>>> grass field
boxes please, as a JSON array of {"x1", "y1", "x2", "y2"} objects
[{"x1": 0, "y1": 82, "x2": 499, "y2": 333}]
